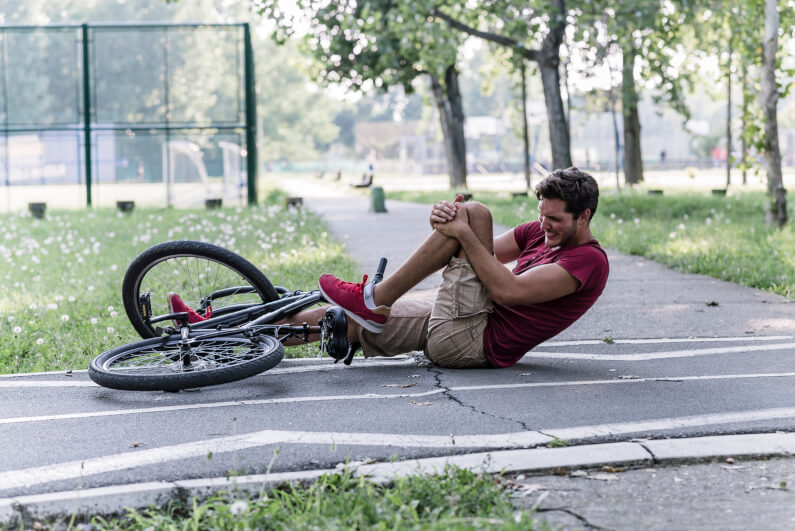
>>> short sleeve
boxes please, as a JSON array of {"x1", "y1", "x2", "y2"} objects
[
  {"x1": 555, "y1": 245, "x2": 609, "y2": 292},
  {"x1": 513, "y1": 222, "x2": 541, "y2": 250}
]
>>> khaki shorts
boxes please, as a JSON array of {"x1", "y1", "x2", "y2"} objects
[{"x1": 357, "y1": 257, "x2": 493, "y2": 368}]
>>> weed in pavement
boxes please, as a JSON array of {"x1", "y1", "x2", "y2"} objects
[{"x1": 83, "y1": 467, "x2": 545, "y2": 530}]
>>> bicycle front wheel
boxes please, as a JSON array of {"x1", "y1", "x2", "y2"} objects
[
  {"x1": 122, "y1": 240, "x2": 279, "y2": 338},
  {"x1": 89, "y1": 333, "x2": 284, "y2": 391}
]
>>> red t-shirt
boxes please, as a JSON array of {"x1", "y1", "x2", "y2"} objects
[{"x1": 483, "y1": 221, "x2": 609, "y2": 368}]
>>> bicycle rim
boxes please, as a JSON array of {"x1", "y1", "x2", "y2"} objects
[{"x1": 89, "y1": 334, "x2": 283, "y2": 391}]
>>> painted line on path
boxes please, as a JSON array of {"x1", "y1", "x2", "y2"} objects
[
  {"x1": 3, "y1": 372, "x2": 795, "y2": 424},
  {"x1": 2, "y1": 335, "x2": 790, "y2": 380},
  {"x1": 540, "y1": 335, "x2": 792, "y2": 347},
  {"x1": 2, "y1": 406, "x2": 794, "y2": 491},
  {"x1": 532, "y1": 342, "x2": 795, "y2": 361}
]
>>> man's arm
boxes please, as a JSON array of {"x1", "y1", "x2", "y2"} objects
[{"x1": 435, "y1": 208, "x2": 579, "y2": 306}]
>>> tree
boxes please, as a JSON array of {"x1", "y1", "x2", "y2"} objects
[
  {"x1": 256, "y1": 0, "x2": 470, "y2": 187},
  {"x1": 572, "y1": 1, "x2": 693, "y2": 186},
  {"x1": 761, "y1": 0, "x2": 786, "y2": 226},
  {"x1": 691, "y1": 0, "x2": 792, "y2": 224},
  {"x1": 432, "y1": 0, "x2": 573, "y2": 171},
  {"x1": 2, "y1": 0, "x2": 342, "y2": 170}
]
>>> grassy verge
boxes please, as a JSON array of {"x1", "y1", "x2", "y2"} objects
[
  {"x1": 386, "y1": 189, "x2": 794, "y2": 299},
  {"x1": 0, "y1": 191, "x2": 357, "y2": 373},
  {"x1": 41, "y1": 467, "x2": 539, "y2": 530}
]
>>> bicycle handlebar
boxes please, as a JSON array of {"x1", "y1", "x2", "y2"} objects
[{"x1": 373, "y1": 257, "x2": 387, "y2": 284}]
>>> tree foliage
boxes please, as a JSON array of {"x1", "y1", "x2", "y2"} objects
[{"x1": 255, "y1": 0, "x2": 470, "y2": 186}]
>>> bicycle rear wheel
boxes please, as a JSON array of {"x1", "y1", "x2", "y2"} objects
[
  {"x1": 89, "y1": 332, "x2": 284, "y2": 391},
  {"x1": 122, "y1": 240, "x2": 279, "y2": 338}
]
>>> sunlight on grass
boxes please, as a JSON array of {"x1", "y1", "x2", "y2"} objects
[{"x1": 0, "y1": 194, "x2": 357, "y2": 374}]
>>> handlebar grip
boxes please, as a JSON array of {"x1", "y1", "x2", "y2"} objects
[{"x1": 373, "y1": 257, "x2": 387, "y2": 284}]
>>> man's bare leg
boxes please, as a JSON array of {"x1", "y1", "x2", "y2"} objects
[
  {"x1": 373, "y1": 202, "x2": 494, "y2": 307},
  {"x1": 279, "y1": 201, "x2": 493, "y2": 344}
]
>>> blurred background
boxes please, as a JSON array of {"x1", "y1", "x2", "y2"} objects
[{"x1": 0, "y1": 0, "x2": 793, "y2": 211}]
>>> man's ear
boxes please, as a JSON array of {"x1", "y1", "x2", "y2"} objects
[{"x1": 578, "y1": 208, "x2": 592, "y2": 226}]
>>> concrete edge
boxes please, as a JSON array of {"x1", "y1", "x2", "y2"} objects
[{"x1": 2, "y1": 432, "x2": 793, "y2": 524}]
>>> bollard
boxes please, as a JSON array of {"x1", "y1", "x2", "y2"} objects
[
  {"x1": 205, "y1": 198, "x2": 222, "y2": 209},
  {"x1": 28, "y1": 202, "x2": 46, "y2": 219},
  {"x1": 116, "y1": 200, "x2": 135, "y2": 213},
  {"x1": 284, "y1": 196, "x2": 303, "y2": 209},
  {"x1": 370, "y1": 186, "x2": 387, "y2": 213}
]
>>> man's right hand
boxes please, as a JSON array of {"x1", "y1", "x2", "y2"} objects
[{"x1": 429, "y1": 194, "x2": 465, "y2": 229}]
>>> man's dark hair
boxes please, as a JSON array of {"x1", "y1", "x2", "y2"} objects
[{"x1": 534, "y1": 167, "x2": 599, "y2": 221}]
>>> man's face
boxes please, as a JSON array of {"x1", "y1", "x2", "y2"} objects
[{"x1": 538, "y1": 198, "x2": 579, "y2": 247}]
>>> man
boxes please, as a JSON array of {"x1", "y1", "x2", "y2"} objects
[
  {"x1": 172, "y1": 167, "x2": 608, "y2": 368},
  {"x1": 309, "y1": 166, "x2": 609, "y2": 368}
]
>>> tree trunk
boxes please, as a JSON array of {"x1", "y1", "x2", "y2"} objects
[
  {"x1": 726, "y1": 31, "x2": 733, "y2": 188},
  {"x1": 609, "y1": 85, "x2": 621, "y2": 191},
  {"x1": 741, "y1": 60, "x2": 749, "y2": 185},
  {"x1": 537, "y1": 1, "x2": 571, "y2": 171},
  {"x1": 762, "y1": 0, "x2": 787, "y2": 226},
  {"x1": 429, "y1": 67, "x2": 467, "y2": 189},
  {"x1": 521, "y1": 59, "x2": 531, "y2": 191},
  {"x1": 621, "y1": 44, "x2": 644, "y2": 185}
]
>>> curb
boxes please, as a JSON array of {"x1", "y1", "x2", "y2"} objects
[{"x1": 2, "y1": 432, "x2": 793, "y2": 525}]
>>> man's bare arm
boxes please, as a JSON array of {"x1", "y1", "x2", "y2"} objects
[{"x1": 435, "y1": 209, "x2": 579, "y2": 306}]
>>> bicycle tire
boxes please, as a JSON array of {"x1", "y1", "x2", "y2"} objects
[
  {"x1": 122, "y1": 240, "x2": 279, "y2": 338},
  {"x1": 89, "y1": 332, "x2": 284, "y2": 391}
]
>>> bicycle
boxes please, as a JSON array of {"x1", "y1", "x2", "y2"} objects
[{"x1": 88, "y1": 240, "x2": 387, "y2": 392}]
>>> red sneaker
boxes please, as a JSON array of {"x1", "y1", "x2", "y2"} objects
[
  {"x1": 318, "y1": 274, "x2": 389, "y2": 333},
  {"x1": 166, "y1": 292, "x2": 210, "y2": 327}
]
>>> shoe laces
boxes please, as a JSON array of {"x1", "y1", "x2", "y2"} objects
[{"x1": 336, "y1": 275, "x2": 368, "y2": 294}]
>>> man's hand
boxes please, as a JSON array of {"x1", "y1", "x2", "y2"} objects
[
  {"x1": 429, "y1": 194, "x2": 465, "y2": 229},
  {"x1": 433, "y1": 200, "x2": 470, "y2": 239}
]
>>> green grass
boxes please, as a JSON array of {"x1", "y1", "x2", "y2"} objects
[
  {"x1": 386, "y1": 189, "x2": 794, "y2": 299},
  {"x1": 0, "y1": 192, "x2": 357, "y2": 374},
  {"x1": 78, "y1": 467, "x2": 543, "y2": 530}
]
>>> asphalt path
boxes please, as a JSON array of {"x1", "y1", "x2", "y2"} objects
[{"x1": 1, "y1": 178, "x2": 794, "y2": 507}]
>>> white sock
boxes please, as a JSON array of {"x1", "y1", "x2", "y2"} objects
[{"x1": 363, "y1": 280, "x2": 377, "y2": 309}]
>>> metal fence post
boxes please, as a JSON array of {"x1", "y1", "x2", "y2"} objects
[
  {"x1": 81, "y1": 23, "x2": 92, "y2": 207},
  {"x1": 243, "y1": 23, "x2": 257, "y2": 206}
]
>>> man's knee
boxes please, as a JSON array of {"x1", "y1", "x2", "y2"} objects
[
  {"x1": 463, "y1": 202, "x2": 493, "y2": 252},
  {"x1": 465, "y1": 202, "x2": 493, "y2": 225}
]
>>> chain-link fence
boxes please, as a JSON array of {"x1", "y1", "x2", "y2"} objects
[{"x1": 0, "y1": 22, "x2": 257, "y2": 212}]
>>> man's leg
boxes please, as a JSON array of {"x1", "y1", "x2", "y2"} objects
[{"x1": 373, "y1": 202, "x2": 494, "y2": 307}]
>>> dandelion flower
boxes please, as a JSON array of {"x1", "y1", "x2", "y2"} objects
[
  {"x1": 47, "y1": 303, "x2": 58, "y2": 310},
  {"x1": 229, "y1": 500, "x2": 248, "y2": 516},
  {"x1": 36, "y1": 338, "x2": 44, "y2": 345},
  {"x1": 13, "y1": 326, "x2": 21, "y2": 334},
  {"x1": 61, "y1": 314, "x2": 70, "y2": 322},
  {"x1": 68, "y1": 296, "x2": 76, "y2": 302},
  {"x1": 91, "y1": 318, "x2": 98, "y2": 325},
  {"x1": 107, "y1": 326, "x2": 115, "y2": 333}
]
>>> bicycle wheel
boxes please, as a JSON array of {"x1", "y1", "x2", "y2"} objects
[
  {"x1": 122, "y1": 240, "x2": 279, "y2": 338},
  {"x1": 89, "y1": 332, "x2": 284, "y2": 391}
]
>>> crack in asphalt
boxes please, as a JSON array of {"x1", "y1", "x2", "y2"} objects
[
  {"x1": 535, "y1": 506, "x2": 614, "y2": 530},
  {"x1": 428, "y1": 366, "x2": 536, "y2": 433}
]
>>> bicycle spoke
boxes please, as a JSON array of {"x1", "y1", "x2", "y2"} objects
[{"x1": 103, "y1": 338, "x2": 262, "y2": 375}]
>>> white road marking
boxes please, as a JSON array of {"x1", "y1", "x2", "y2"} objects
[
  {"x1": 540, "y1": 336, "x2": 792, "y2": 347},
  {"x1": 3, "y1": 372, "x2": 794, "y2": 425},
  {"x1": 531, "y1": 342, "x2": 795, "y2": 360},
  {"x1": 1, "y1": 336, "x2": 791, "y2": 380},
  {"x1": 2, "y1": 406, "x2": 795, "y2": 491}
]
